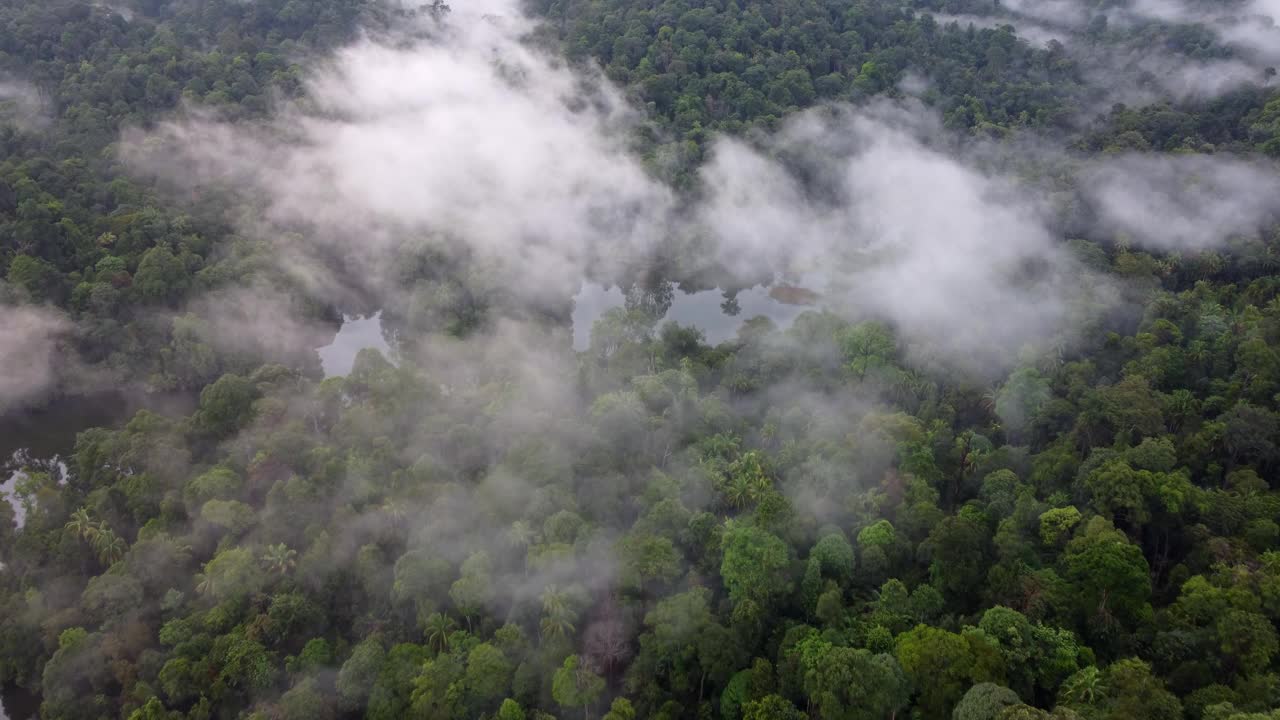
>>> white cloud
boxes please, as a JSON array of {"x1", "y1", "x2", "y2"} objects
[
  {"x1": 1081, "y1": 153, "x2": 1280, "y2": 250},
  {"x1": 0, "y1": 305, "x2": 74, "y2": 412}
]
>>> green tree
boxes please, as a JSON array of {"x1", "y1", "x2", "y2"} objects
[
  {"x1": 336, "y1": 636, "x2": 384, "y2": 710},
  {"x1": 796, "y1": 635, "x2": 910, "y2": 720},
  {"x1": 192, "y1": 374, "x2": 258, "y2": 438},
  {"x1": 553, "y1": 655, "x2": 605, "y2": 720},
  {"x1": 896, "y1": 624, "x2": 976, "y2": 719},
  {"x1": 721, "y1": 521, "x2": 792, "y2": 607},
  {"x1": 742, "y1": 695, "x2": 806, "y2": 720},
  {"x1": 464, "y1": 643, "x2": 513, "y2": 712},
  {"x1": 261, "y1": 543, "x2": 298, "y2": 576},
  {"x1": 497, "y1": 699, "x2": 527, "y2": 720},
  {"x1": 953, "y1": 683, "x2": 1021, "y2": 720},
  {"x1": 1061, "y1": 518, "x2": 1152, "y2": 637},
  {"x1": 133, "y1": 245, "x2": 189, "y2": 303},
  {"x1": 196, "y1": 547, "x2": 264, "y2": 601},
  {"x1": 602, "y1": 697, "x2": 636, "y2": 720}
]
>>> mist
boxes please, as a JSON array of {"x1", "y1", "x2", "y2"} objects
[
  {"x1": 0, "y1": 305, "x2": 75, "y2": 414},
  {"x1": 121, "y1": 1, "x2": 1139, "y2": 379},
  {"x1": 6, "y1": 0, "x2": 1280, "y2": 717},
  {"x1": 1081, "y1": 153, "x2": 1280, "y2": 250},
  {"x1": 925, "y1": 0, "x2": 1279, "y2": 107}
]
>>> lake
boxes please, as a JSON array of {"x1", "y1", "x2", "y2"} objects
[{"x1": 571, "y1": 276, "x2": 826, "y2": 351}]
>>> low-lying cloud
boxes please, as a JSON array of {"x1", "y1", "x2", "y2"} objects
[
  {"x1": 1081, "y1": 153, "x2": 1280, "y2": 250},
  {"x1": 118, "y1": 0, "x2": 1280, "y2": 379},
  {"x1": 0, "y1": 304, "x2": 75, "y2": 412},
  {"x1": 125, "y1": 4, "x2": 671, "y2": 308},
  {"x1": 929, "y1": 0, "x2": 1279, "y2": 106},
  {"x1": 697, "y1": 104, "x2": 1103, "y2": 368}
]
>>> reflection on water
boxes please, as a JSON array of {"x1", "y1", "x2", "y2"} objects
[
  {"x1": 0, "y1": 393, "x2": 130, "y2": 530},
  {"x1": 0, "y1": 390, "x2": 191, "y2": 717},
  {"x1": 0, "y1": 683, "x2": 37, "y2": 720},
  {"x1": 0, "y1": 392, "x2": 130, "y2": 464},
  {"x1": 0, "y1": 390, "x2": 195, "y2": 532},
  {"x1": 571, "y1": 276, "x2": 826, "y2": 351},
  {"x1": 1, "y1": 452, "x2": 67, "y2": 530},
  {"x1": 317, "y1": 312, "x2": 392, "y2": 377}
]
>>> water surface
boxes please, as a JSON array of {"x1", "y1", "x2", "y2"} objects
[
  {"x1": 571, "y1": 277, "x2": 825, "y2": 351},
  {"x1": 0, "y1": 684, "x2": 37, "y2": 720},
  {"x1": 0, "y1": 391, "x2": 194, "y2": 530},
  {"x1": 317, "y1": 312, "x2": 392, "y2": 377}
]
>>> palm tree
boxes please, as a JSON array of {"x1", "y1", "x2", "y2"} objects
[
  {"x1": 64, "y1": 507, "x2": 95, "y2": 539},
  {"x1": 1165, "y1": 389, "x2": 1199, "y2": 433},
  {"x1": 541, "y1": 584, "x2": 571, "y2": 617},
  {"x1": 423, "y1": 612, "x2": 456, "y2": 654},
  {"x1": 979, "y1": 386, "x2": 999, "y2": 415},
  {"x1": 95, "y1": 530, "x2": 127, "y2": 566},
  {"x1": 722, "y1": 475, "x2": 753, "y2": 510},
  {"x1": 540, "y1": 609, "x2": 577, "y2": 641},
  {"x1": 745, "y1": 473, "x2": 772, "y2": 504},
  {"x1": 1060, "y1": 665, "x2": 1107, "y2": 705},
  {"x1": 66, "y1": 508, "x2": 108, "y2": 565},
  {"x1": 699, "y1": 433, "x2": 740, "y2": 460},
  {"x1": 1186, "y1": 339, "x2": 1210, "y2": 368},
  {"x1": 260, "y1": 543, "x2": 297, "y2": 576},
  {"x1": 540, "y1": 585, "x2": 578, "y2": 640}
]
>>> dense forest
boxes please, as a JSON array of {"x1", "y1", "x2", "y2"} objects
[{"x1": 4, "y1": 0, "x2": 1280, "y2": 719}]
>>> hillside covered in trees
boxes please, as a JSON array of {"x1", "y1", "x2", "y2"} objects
[{"x1": 4, "y1": 0, "x2": 1280, "y2": 719}]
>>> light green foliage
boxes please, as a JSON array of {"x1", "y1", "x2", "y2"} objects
[
  {"x1": 183, "y1": 466, "x2": 242, "y2": 511},
  {"x1": 277, "y1": 677, "x2": 335, "y2": 720},
  {"x1": 196, "y1": 547, "x2": 264, "y2": 601},
  {"x1": 552, "y1": 655, "x2": 605, "y2": 716},
  {"x1": 840, "y1": 321, "x2": 897, "y2": 381},
  {"x1": 192, "y1": 374, "x2": 258, "y2": 438},
  {"x1": 810, "y1": 532, "x2": 855, "y2": 586},
  {"x1": 128, "y1": 697, "x2": 182, "y2": 720},
  {"x1": 199, "y1": 498, "x2": 254, "y2": 535},
  {"x1": 980, "y1": 470, "x2": 1022, "y2": 521},
  {"x1": 1062, "y1": 518, "x2": 1152, "y2": 632},
  {"x1": 336, "y1": 636, "x2": 384, "y2": 709},
  {"x1": 602, "y1": 698, "x2": 636, "y2": 720},
  {"x1": 721, "y1": 521, "x2": 792, "y2": 607},
  {"x1": 741, "y1": 695, "x2": 806, "y2": 720},
  {"x1": 450, "y1": 551, "x2": 493, "y2": 623},
  {"x1": 796, "y1": 635, "x2": 910, "y2": 720},
  {"x1": 368, "y1": 644, "x2": 430, "y2": 720},
  {"x1": 897, "y1": 625, "x2": 977, "y2": 719},
  {"x1": 497, "y1": 699, "x2": 527, "y2": 720},
  {"x1": 1039, "y1": 507, "x2": 1082, "y2": 546},
  {"x1": 857, "y1": 520, "x2": 897, "y2": 549},
  {"x1": 953, "y1": 683, "x2": 1021, "y2": 720},
  {"x1": 213, "y1": 629, "x2": 275, "y2": 690},
  {"x1": 619, "y1": 533, "x2": 682, "y2": 590},
  {"x1": 464, "y1": 643, "x2": 513, "y2": 709}
]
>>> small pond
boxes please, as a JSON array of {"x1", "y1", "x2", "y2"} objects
[{"x1": 316, "y1": 311, "x2": 393, "y2": 377}]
